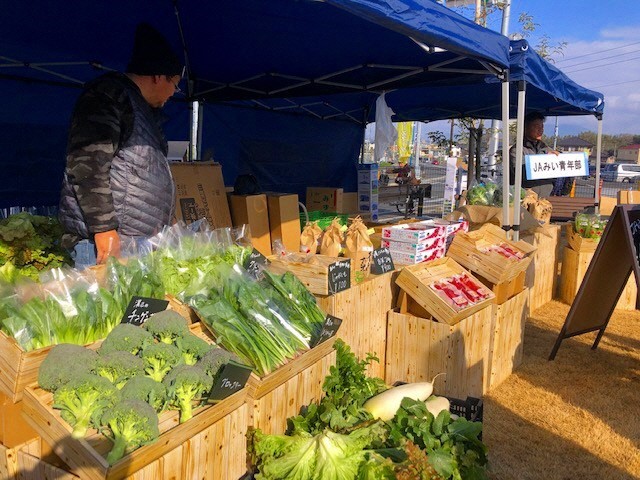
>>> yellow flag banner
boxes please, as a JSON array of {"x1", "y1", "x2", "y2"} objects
[{"x1": 396, "y1": 122, "x2": 413, "y2": 163}]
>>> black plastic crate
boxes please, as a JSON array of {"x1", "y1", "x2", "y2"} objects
[{"x1": 447, "y1": 396, "x2": 483, "y2": 423}]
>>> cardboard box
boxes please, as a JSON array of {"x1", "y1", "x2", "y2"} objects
[
  {"x1": 266, "y1": 193, "x2": 300, "y2": 253},
  {"x1": 170, "y1": 161, "x2": 232, "y2": 229},
  {"x1": 617, "y1": 190, "x2": 640, "y2": 205},
  {"x1": 382, "y1": 221, "x2": 446, "y2": 242},
  {"x1": 306, "y1": 187, "x2": 344, "y2": 213},
  {"x1": 381, "y1": 236, "x2": 445, "y2": 254},
  {"x1": 389, "y1": 245, "x2": 445, "y2": 265},
  {"x1": 339, "y1": 192, "x2": 359, "y2": 214},
  {"x1": 229, "y1": 194, "x2": 272, "y2": 256}
]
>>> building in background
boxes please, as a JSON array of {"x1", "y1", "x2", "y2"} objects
[
  {"x1": 617, "y1": 144, "x2": 640, "y2": 164},
  {"x1": 557, "y1": 136, "x2": 593, "y2": 155}
]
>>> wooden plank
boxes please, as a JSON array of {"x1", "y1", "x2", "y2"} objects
[
  {"x1": 395, "y1": 257, "x2": 495, "y2": 326},
  {"x1": 268, "y1": 255, "x2": 351, "y2": 296},
  {"x1": 560, "y1": 246, "x2": 637, "y2": 309},
  {"x1": 447, "y1": 223, "x2": 536, "y2": 284},
  {"x1": 522, "y1": 225, "x2": 560, "y2": 312},
  {"x1": 488, "y1": 289, "x2": 528, "y2": 389},
  {"x1": 565, "y1": 223, "x2": 599, "y2": 253},
  {"x1": 385, "y1": 307, "x2": 493, "y2": 398},
  {"x1": 316, "y1": 271, "x2": 397, "y2": 379}
]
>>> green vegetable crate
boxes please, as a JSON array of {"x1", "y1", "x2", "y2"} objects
[
  {"x1": 1, "y1": 437, "x2": 78, "y2": 480},
  {"x1": 20, "y1": 324, "x2": 250, "y2": 480}
]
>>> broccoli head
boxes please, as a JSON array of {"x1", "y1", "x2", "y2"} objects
[
  {"x1": 99, "y1": 324, "x2": 154, "y2": 355},
  {"x1": 175, "y1": 333, "x2": 213, "y2": 365},
  {"x1": 101, "y1": 399, "x2": 160, "y2": 465},
  {"x1": 196, "y1": 347, "x2": 239, "y2": 380},
  {"x1": 38, "y1": 344, "x2": 99, "y2": 392},
  {"x1": 120, "y1": 376, "x2": 167, "y2": 412},
  {"x1": 53, "y1": 373, "x2": 119, "y2": 438},
  {"x1": 141, "y1": 342, "x2": 182, "y2": 382},
  {"x1": 143, "y1": 310, "x2": 189, "y2": 344},
  {"x1": 93, "y1": 351, "x2": 145, "y2": 389},
  {"x1": 163, "y1": 365, "x2": 213, "y2": 423}
]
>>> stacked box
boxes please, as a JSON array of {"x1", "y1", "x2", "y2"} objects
[
  {"x1": 358, "y1": 164, "x2": 379, "y2": 221},
  {"x1": 381, "y1": 221, "x2": 447, "y2": 265}
]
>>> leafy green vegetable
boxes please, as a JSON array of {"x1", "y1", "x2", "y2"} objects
[
  {"x1": 250, "y1": 422, "x2": 388, "y2": 480},
  {"x1": 387, "y1": 398, "x2": 487, "y2": 480},
  {"x1": 0, "y1": 213, "x2": 70, "y2": 280},
  {"x1": 289, "y1": 340, "x2": 387, "y2": 435}
]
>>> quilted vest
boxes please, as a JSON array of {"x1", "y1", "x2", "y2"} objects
[{"x1": 59, "y1": 76, "x2": 175, "y2": 240}]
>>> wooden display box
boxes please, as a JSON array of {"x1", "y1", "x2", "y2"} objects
[
  {"x1": 447, "y1": 223, "x2": 536, "y2": 284},
  {"x1": 20, "y1": 322, "x2": 250, "y2": 479},
  {"x1": 488, "y1": 289, "x2": 529, "y2": 390},
  {"x1": 267, "y1": 255, "x2": 351, "y2": 296},
  {"x1": 395, "y1": 257, "x2": 495, "y2": 326},
  {"x1": 246, "y1": 339, "x2": 336, "y2": 435},
  {"x1": 316, "y1": 271, "x2": 399, "y2": 380},
  {"x1": 559, "y1": 246, "x2": 638, "y2": 310},
  {"x1": 476, "y1": 270, "x2": 526, "y2": 305},
  {"x1": 385, "y1": 305, "x2": 493, "y2": 399},
  {"x1": 522, "y1": 225, "x2": 560, "y2": 312},
  {"x1": 1, "y1": 437, "x2": 78, "y2": 480},
  {"x1": 564, "y1": 223, "x2": 599, "y2": 253},
  {"x1": 0, "y1": 294, "x2": 196, "y2": 404}
]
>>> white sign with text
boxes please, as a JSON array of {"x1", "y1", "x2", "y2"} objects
[{"x1": 525, "y1": 152, "x2": 589, "y2": 180}]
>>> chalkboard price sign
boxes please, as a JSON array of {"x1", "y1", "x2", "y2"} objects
[
  {"x1": 370, "y1": 247, "x2": 395, "y2": 275},
  {"x1": 207, "y1": 362, "x2": 253, "y2": 403},
  {"x1": 121, "y1": 296, "x2": 169, "y2": 327},
  {"x1": 311, "y1": 314, "x2": 343, "y2": 348},
  {"x1": 244, "y1": 248, "x2": 269, "y2": 279},
  {"x1": 328, "y1": 260, "x2": 351, "y2": 294},
  {"x1": 629, "y1": 217, "x2": 640, "y2": 267}
]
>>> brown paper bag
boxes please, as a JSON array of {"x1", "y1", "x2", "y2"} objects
[
  {"x1": 300, "y1": 221, "x2": 322, "y2": 254},
  {"x1": 345, "y1": 216, "x2": 374, "y2": 278},
  {"x1": 531, "y1": 198, "x2": 552, "y2": 225},
  {"x1": 320, "y1": 218, "x2": 344, "y2": 257}
]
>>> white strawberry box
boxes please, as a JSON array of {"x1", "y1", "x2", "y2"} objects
[
  {"x1": 381, "y1": 235, "x2": 446, "y2": 254},
  {"x1": 382, "y1": 221, "x2": 447, "y2": 242},
  {"x1": 389, "y1": 244, "x2": 446, "y2": 265}
]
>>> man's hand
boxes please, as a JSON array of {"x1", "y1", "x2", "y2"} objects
[
  {"x1": 94, "y1": 230, "x2": 121, "y2": 264},
  {"x1": 549, "y1": 150, "x2": 560, "y2": 156}
]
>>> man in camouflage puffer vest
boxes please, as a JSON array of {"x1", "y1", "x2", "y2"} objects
[{"x1": 58, "y1": 23, "x2": 183, "y2": 269}]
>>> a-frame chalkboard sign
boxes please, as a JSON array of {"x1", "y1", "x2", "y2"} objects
[{"x1": 550, "y1": 205, "x2": 640, "y2": 360}]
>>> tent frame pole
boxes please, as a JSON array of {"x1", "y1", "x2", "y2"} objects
[
  {"x1": 501, "y1": 78, "x2": 510, "y2": 229},
  {"x1": 513, "y1": 80, "x2": 526, "y2": 241},
  {"x1": 595, "y1": 114, "x2": 603, "y2": 214}
]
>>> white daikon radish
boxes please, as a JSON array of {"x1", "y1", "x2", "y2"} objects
[
  {"x1": 363, "y1": 373, "x2": 445, "y2": 421},
  {"x1": 424, "y1": 395, "x2": 451, "y2": 418}
]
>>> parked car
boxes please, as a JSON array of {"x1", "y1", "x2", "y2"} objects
[{"x1": 600, "y1": 163, "x2": 640, "y2": 182}]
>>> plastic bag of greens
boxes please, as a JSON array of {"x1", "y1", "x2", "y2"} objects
[
  {"x1": 466, "y1": 182, "x2": 490, "y2": 206},
  {"x1": 575, "y1": 213, "x2": 607, "y2": 240}
]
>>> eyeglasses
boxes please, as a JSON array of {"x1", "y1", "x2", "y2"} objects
[{"x1": 165, "y1": 75, "x2": 183, "y2": 94}]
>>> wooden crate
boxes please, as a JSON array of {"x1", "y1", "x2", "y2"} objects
[
  {"x1": 488, "y1": 289, "x2": 529, "y2": 390},
  {"x1": 447, "y1": 223, "x2": 536, "y2": 284},
  {"x1": 22, "y1": 383, "x2": 249, "y2": 480},
  {"x1": 0, "y1": 437, "x2": 79, "y2": 480},
  {"x1": 267, "y1": 255, "x2": 351, "y2": 295},
  {"x1": 559, "y1": 246, "x2": 637, "y2": 309},
  {"x1": 476, "y1": 270, "x2": 526, "y2": 305},
  {"x1": 316, "y1": 271, "x2": 399, "y2": 379},
  {"x1": 564, "y1": 223, "x2": 599, "y2": 253},
  {"x1": 246, "y1": 339, "x2": 336, "y2": 435},
  {"x1": 522, "y1": 225, "x2": 561, "y2": 312},
  {"x1": 0, "y1": 294, "x2": 196, "y2": 404},
  {"x1": 395, "y1": 257, "x2": 495, "y2": 326},
  {"x1": 385, "y1": 305, "x2": 493, "y2": 399}
]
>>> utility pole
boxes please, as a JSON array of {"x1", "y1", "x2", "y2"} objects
[{"x1": 487, "y1": 1, "x2": 511, "y2": 178}]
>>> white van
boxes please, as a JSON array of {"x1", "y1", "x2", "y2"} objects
[{"x1": 601, "y1": 163, "x2": 640, "y2": 182}]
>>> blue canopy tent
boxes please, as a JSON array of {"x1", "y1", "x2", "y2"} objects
[{"x1": 0, "y1": 0, "x2": 511, "y2": 209}]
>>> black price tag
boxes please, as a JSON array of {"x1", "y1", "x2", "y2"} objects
[
  {"x1": 312, "y1": 314, "x2": 343, "y2": 347},
  {"x1": 121, "y1": 296, "x2": 169, "y2": 327},
  {"x1": 370, "y1": 247, "x2": 395, "y2": 275},
  {"x1": 328, "y1": 260, "x2": 351, "y2": 294},
  {"x1": 244, "y1": 248, "x2": 269, "y2": 279},
  {"x1": 207, "y1": 362, "x2": 253, "y2": 403}
]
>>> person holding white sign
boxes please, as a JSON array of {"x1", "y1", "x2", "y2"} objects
[{"x1": 509, "y1": 112, "x2": 559, "y2": 197}]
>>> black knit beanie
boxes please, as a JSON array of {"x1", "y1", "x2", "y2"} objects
[{"x1": 126, "y1": 23, "x2": 183, "y2": 76}]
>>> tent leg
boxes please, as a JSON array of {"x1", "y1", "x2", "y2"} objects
[
  {"x1": 513, "y1": 81, "x2": 526, "y2": 242},
  {"x1": 189, "y1": 100, "x2": 199, "y2": 161},
  {"x1": 595, "y1": 115, "x2": 603, "y2": 214},
  {"x1": 501, "y1": 79, "x2": 510, "y2": 231}
]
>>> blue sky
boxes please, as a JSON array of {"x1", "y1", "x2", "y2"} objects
[{"x1": 424, "y1": 0, "x2": 640, "y2": 137}]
